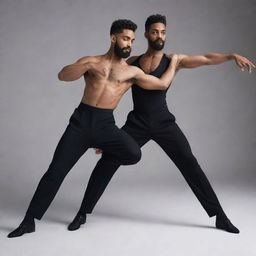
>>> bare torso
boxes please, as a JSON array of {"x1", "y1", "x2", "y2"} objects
[{"x1": 81, "y1": 55, "x2": 135, "y2": 109}]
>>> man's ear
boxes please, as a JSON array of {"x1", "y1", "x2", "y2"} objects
[
  {"x1": 111, "y1": 34, "x2": 117, "y2": 43},
  {"x1": 144, "y1": 31, "x2": 148, "y2": 39}
]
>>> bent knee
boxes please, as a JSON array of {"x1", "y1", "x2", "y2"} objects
[
  {"x1": 122, "y1": 148, "x2": 141, "y2": 165},
  {"x1": 130, "y1": 149, "x2": 142, "y2": 164}
]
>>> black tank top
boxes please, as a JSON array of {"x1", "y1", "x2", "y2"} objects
[{"x1": 130, "y1": 54, "x2": 171, "y2": 114}]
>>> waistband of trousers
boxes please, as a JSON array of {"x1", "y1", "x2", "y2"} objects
[
  {"x1": 132, "y1": 107, "x2": 171, "y2": 116},
  {"x1": 78, "y1": 102, "x2": 114, "y2": 113}
]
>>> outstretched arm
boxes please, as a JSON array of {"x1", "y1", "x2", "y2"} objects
[
  {"x1": 58, "y1": 56, "x2": 92, "y2": 82},
  {"x1": 178, "y1": 53, "x2": 255, "y2": 73},
  {"x1": 134, "y1": 54, "x2": 179, "y2": 90}
]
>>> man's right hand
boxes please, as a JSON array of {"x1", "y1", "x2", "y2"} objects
[
  {"x1": 233, "y1": 54, "x2": 255, "y2": 73},
  {"x1": 94, "y1": 148, "x2": 103, "y2": 154},
  {"x1": 169, "y1": 54, "x2": 179, "y2": 68}
]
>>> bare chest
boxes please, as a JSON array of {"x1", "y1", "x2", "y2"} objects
[{"x1": 89, "y1": 64, "x2": 132, "y2": 85}]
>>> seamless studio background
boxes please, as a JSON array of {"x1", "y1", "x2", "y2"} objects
[{"x1": 0, "y1": 0, "x2": 255, "y2": 256}]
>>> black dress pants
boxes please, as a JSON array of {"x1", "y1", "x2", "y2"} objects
[
  {"x1": 26, "y1": 103, "x2": 141, "y2": 220},
  {"x1": 78, "y1": 109, "x2": 224, "y2": 217}
]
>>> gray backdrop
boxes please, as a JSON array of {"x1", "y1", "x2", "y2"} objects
[
  {"x1": 0, "y1": 0, "x2": 255, "y2": 221},
  {"x1": 1, "y1": 1, "x2": 256, "y2": 255}
]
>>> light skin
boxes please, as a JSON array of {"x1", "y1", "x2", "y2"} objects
[
  {"x1": 6, "y1": 25, "x2": 179, "y2": 239},
  {"x1": 58, "y1": 29, "x2": 179, "y2": 109},
  {"x1": 94, "y1": 22, "x2": 255, "y2": 154}
]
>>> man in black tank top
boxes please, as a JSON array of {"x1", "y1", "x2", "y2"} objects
[
  {"x1": 7, "y1": 19, "x2": 179, "y2": 239},
  {"x1": 68, "y1": 15, "x2": 254, "y2": 233}
]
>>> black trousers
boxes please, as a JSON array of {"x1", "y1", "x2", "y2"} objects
[
  {"x1": 78, "y1": 109, "x2": 224, "y2": 217},
  {"x1": 26, "y1": 103, "x2": 141, "y2": 220}
]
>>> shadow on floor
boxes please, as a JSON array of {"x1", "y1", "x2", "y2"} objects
[{"x1": 90, "y1": 210, "x2": 215, "y2": 230}]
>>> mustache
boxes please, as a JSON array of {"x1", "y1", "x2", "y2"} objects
[
  {"x1": 154, "y1": 38, "x2": 164, "y2": 44},
  {"x1": 122, "y1": 47, "x2": 131, "y2": 51}
]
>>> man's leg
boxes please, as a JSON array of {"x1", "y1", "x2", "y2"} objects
[
  {"x1": 68, "y1": 123, "x2": 150, "y2": 230},
  {"x1": 152, "y1": 121, "x2": 239, "y2": 233},
  {"x1": 8, "y1": 108, "x2": 90, "y2": 237},
  {"x1": 26, "y1": 127, "x2": 89, "y2": 220}
]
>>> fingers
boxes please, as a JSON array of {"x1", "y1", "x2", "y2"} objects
[
  {"x1": 173, "y1": 54, "x2": 178, "y2": 60},
  {"x1": 170, "y1": 54, "x2": 179, "y2": 66},
  {"x1": 247, "y1": 60, "x2": 256, "y2": 73},
  {"x1": 247, "y1": 63, "x2": 252, "y2": 73},
  {"x1": 236, "y1": 61, "x2": 244, "y2": 71},
  {"x1": 238, "y1": 60, "x2": 255, "y2": 73},
  {"x1": 238, "y1": 57, "x2": 256, "y2": 73},
  {"x1": 246, "y1": 57, "x2": 256, "y2": 67},
  {"x1": 235, "y1": 55, "x2": 256, "y2": 73},
  {"x1": 169, "y1": 53, "x2": 178, "y2": 60},
  {"x1": 244, "y1": 61, "x2": 255, "y2": 73}
]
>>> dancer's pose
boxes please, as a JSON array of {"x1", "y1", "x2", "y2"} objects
[
  {"x1": 69, "y1": 14, "x2": 255, "y2": 233},
  {"x1": 8, "y1": 19, "x2": 179, "y2": 238}
]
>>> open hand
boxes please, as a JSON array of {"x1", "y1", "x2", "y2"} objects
[{"x1": 233, "y1": 54, "x2": 255, "y2": 73}]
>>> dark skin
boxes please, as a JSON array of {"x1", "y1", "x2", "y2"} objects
[
  {"x1": 130, "y1": 22, "x2": 255, "y2": 73},
  {"x1": 95, "y1": 22, "x2": 255, "y2": 153}
]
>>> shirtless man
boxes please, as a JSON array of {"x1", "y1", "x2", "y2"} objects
[
  {"x1": 69, "y1": 14, "x2": 255, "y2": 233},
  {"x1": 7, "y1": 19, "x2": 179, "y2": 238}
]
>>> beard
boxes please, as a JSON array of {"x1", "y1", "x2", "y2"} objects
[
  {"x1": 114, "y1": 42, "x2": 131, "y2": 58},
  {"x1": 148, "y1": 38, "x2": 165, "y2": 50}
]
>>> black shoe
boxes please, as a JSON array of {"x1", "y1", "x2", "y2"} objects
[
  {"x1": 215, "y1": 214, "x2": 240, "y2": 234},
  {"x1": 7, "y1": 220, "x2": 35, "y2": 238},
  {"x1": 68, "y1": 213, "x2": 86, "y2": 231}
]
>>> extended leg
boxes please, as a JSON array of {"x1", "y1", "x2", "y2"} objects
[
  {"x1": 153, "y1": 122, "x2": 239, "y2": 233},
  {"x1": 8, "y1": 110, "x2": 90, "y2": 238},
  {"x1": 26, "y1": 126, "x2": 89, "y2": 219}
]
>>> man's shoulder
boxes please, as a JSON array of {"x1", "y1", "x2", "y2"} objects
[
  {"x1": 76, "y1": 55, "x2": 101, "y2": 64},
  {"x1": 126, "y1": 64, "x2": 144, "y2": 78},
  {"x1": 126, "y1": 55, "x2": 139, "y2": 65},
  {"x1": 125, "y1": 62, "x2": 141, "y2": 71},
  {"x1": 166, "y1": 53, "x2": 186, "y2": 59},
  {"x1": 119, "y1": 62, "x2": 142, "y2": 79},
  {"x1": 165, "y1": 53, "x2": 188, "y2": 69}
]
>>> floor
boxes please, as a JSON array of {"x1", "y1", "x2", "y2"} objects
[{"x1": 1, "y1": 181, "x2": 255, "y2": 256}]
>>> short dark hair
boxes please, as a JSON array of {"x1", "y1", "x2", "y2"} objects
[
  {"x1": 110, "y1": 19, "x2": 137, "y2": 35},
  {"x1": 145, "y1": 14, "x2": 166, "y2": 31}
]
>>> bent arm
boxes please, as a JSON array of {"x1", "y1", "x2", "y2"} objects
[
  {"x1": 134, "y1": 54, "x2": 178, "y2": 90},
  {"x1": 178, "y1": 53, "x2": 255, "y2": 72},
  {"x1": 58, "y1": 56, "x2": 91, "y2": 82}
]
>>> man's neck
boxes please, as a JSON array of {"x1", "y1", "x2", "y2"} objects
[
  {"x1": 144, "y1": 47, "x2": 163, "y2": 58},
  {"x1": 104, "y1": 48, "x2": 124, "y2": 64}
]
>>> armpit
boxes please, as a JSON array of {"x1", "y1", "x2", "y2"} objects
[{"x1": 129, "y1": 77, "x2": 136, "y2": 84}]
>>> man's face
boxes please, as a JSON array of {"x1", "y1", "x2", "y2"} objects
[
  {"x1": 145, "y1": 22, "x2": 166, "y2": 50},
  {"x1": 112, "y1": 29, "x2": 135, "y2": 58}
]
